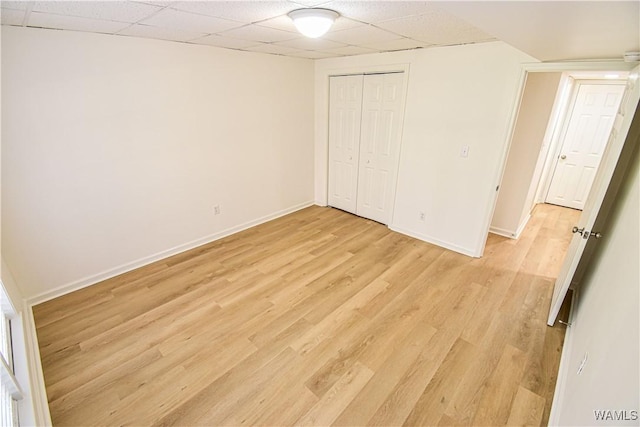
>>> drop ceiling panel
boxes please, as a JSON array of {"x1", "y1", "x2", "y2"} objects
[
  {"x1": 376, "y1": 11, "x2": 496, "y2": 45},
  {"x1": 289, "y1": 0, "x2": 333, "y2": 7},
  {"x1": 326, "y1": 24, "x2": 402, "y2": 45},
  {"x1": 141, "y1": 8, "x2": 242, "y2": 33},
  {"x1": 328, "y1": 1, "x2": 434, "y2": 23},
  {"x1": 362, "y1": 37, "x2": 430, "y2": 52},
  {"x1": 221, "y1": 24, "x2": 297, "y2": 43},
  {"x1": 276, "y1": 36, "x2": 346, "y2": 51},
  {"x1": 32, "y1": 1, "x2": 163, "y2": 23},
  {"x1": 192, "y1": 34, "x2": 260, "y2": 49},
  {"x1": 29, "y1": 12, "x2": 131, "y2": 34},
  {"x1": 1, "y1": 8, "x2": 25, "y2": 25},
  {"x1": 119, "y1": 23, "x2": 206, "y2": 42},
  {"x1": 320, "y1": 45, "x2": 376, "y2": 56},
  {"x1": 245, "y1": 43, "x2": 304, "y2": 55},
  {"x1": 136, "y1": 1, "x2": 176, "y2": 6},
  {"x1": 1, "y1": 1, "x2": 29, "y2": 11},
  {"x1": 287, "y1": 49, "x2": 336, "y2": 59},
  {"x1": 172, "y1": 1, "x2": 296, "y2": 23}
]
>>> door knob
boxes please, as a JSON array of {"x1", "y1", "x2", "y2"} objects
[
  {"x1": 572, "y1": 226, "x2": 603, "y2": 240},
  {"x1": 560, "y1": 154, "x2": 567, "y2": 159}
]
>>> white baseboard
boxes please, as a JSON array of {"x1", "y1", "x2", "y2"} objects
[
  {"x1": 489, "y1": 213, "x2": 532, "y2": 240},
  {"x1": 389, "y1": 225, "x2": 477, "y2": 258},
  {"x1": 27, "y1": 201, "x2": 315, "y2": 306},
  {"x1": 514, "y1": 213, "x2": 532, "y2": 239},
  {"x1": 22, "y1": 301, "x2": 52, "y2": 426},
  {"x1": 489, "y1": 226, "x2": 516, "y2": 238}
]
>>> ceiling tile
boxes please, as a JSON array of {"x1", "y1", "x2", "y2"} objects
[
  {"x1": 288, "y1": 0, "x2": 334, "y2": 7},
  {"x1": 119, "y1": 23, "x2": 206, "y2": 41},
  {"x1": 28, "y1": 11, "x2": 131, "y2": 33},
  {"x1": 254, "y1": 14, "x2": 296, "y2": 32},
  {"x1": 172, "y1": 1, "x2": 296, "y2": 23},
  {"x1": 192, "y1": 34, "x2": 260, "y2": 49},
  {"x1": 276, "y1": 36, "x2": 345, "y2": 51},
  {"x1": 320, "y1": 45, "x2": 377, "y2": 56},
  {"x1": 1, "y1": 8, "x2": 26, "y2": 25},
  {"x1": 287, "y1": 50, "x2": 336, "y2": 59},
  {"x1": 141, "y1": 8, "x2": 242, "y2": 33},
  {"x1": 329, "y1": 1, "x2": 433, "y2": 23},
  {"x1": 375, "y1": 11, "x2": 495, "y2": 45},
  {"x1": 1, "y1": 1, "x2": 30, "y2": 11},
  {"x1": 362, "y1": 37, "x2": 430, "y2": 51},
  {"x1": 326, "y1": 24, "x2": 401, "y2": 45},
  {"x1": 32, "y1": 1, "x2": 163, "y2": 23},
  {"x1": 258, "y1": 13, "x2": 363, "y2": 33},
  {"x1": 133, "y1": 1, "x2": 176, "y2": 6},
  {"x1": 221, "y1": 24, "x2": 297, "y2": 43},
  {"x1": 245, "y1": 43, "x2": 304, "y2": 56}
]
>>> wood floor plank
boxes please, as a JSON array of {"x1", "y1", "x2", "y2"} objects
[
  {"x1": 402, "y1": 338, "x2": 477, "y2": 426},
  {"x1": 296, "y1": 361, "x2": 374, "y2": 427},
  {"x1": 34, "y1": 203, "x2": 578, "y2": 426},
  {"x1": 367, "y1": 282, "x2": 486, "y2": 427},
  {"x1": 331, "y1": 318, "x2": 438, "y2": 426},
  {"x1": 471, "y1": 344, "x2": 528, "y2": 425},
  {"x1": 506, "y1": 386, "x2": 546, "y2": 426}
]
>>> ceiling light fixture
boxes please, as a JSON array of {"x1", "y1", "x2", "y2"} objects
[{"x1": 288, "y1": 8, "x2": 339, "y2": 38}]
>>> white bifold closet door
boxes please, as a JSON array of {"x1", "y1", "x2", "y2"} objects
[
  {"x1": 328, "y1": 75, "x2": 364, "y2": 214},
  {"x1": 328, "y1": 72, "x2": 405, "y2": 225}
]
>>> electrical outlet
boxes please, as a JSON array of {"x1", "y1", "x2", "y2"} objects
[
  {"x1": 419, "y1": 211, "x2": 426, "y2": 221},
  {"x1": 213, "y1": 205, "x2": 221, "y2": 215}
]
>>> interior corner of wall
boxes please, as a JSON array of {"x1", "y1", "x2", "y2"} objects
[{"x1": 1, "y1": 257, "x2": 24, "y2": 313}]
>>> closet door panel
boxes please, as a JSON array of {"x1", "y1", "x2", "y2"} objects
[
  {"x1": 328, "y1": 75, "x2": 364, "y2": 213},
  {"x1": 356, "y1": 73, "x2": 405, "y2": 224}
]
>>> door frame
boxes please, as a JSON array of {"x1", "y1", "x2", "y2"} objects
[
  {"x1": 480, "y1": 61, "x2": 637, "y2": 257},
  {"x1": 316, "y1": 63, "x2": 411, "y2": 229},
  {"x1": 542, "y1": 79, "x2": 628, "y2": 208}
]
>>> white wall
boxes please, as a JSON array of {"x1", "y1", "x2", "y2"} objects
[
  {"x1": 315, "y1": 42, "x2": 536, "y2": 256},
  {"x1": 553, "y1": 139, "x2": 639, "y2": 426},
  {"x1": 1, "y1": 26, "x2": 315, "y2": 302},
  {"x1": 491, "y1": 72, "x2": 562, "y2": 238}
]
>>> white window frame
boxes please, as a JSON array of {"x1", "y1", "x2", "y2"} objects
[{"x1": 1, "y1": 283, "x2": 24, "y2": 427}]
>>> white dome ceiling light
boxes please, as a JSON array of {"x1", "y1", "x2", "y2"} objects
[{"x1": 288, "y1": 8, "x2": 340, "y2": 38}]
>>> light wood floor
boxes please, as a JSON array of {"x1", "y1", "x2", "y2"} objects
[{"x1": 34, "y1": 203, "x2": 579, "y2": 426}]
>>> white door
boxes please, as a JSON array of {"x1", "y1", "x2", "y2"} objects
[
  {"x1": 546, "y1": 83, "x2": 626, "y2": 210},
  {"x1": 328, "y1": 75, "x2": 364, "y2": 213},
  {"x1": 356, "y1": 73, "x2": 405, "y2": 224},
  {"x1": 548, "y1": 69, "x2": 639, "y2": 326}
]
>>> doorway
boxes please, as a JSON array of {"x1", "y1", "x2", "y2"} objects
[
  {"x1": 490, "y1": 70, "x2": 630, "y2": 240},
  {"x1": 327, "y1": 72, "x2": 406, "y2": 225},
  {"x1": 484, "y1": 63, "x2": 638, "y2": 327},
  {"x1": 544, "y1": 81, "x2": 626, "y2": 210}
]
